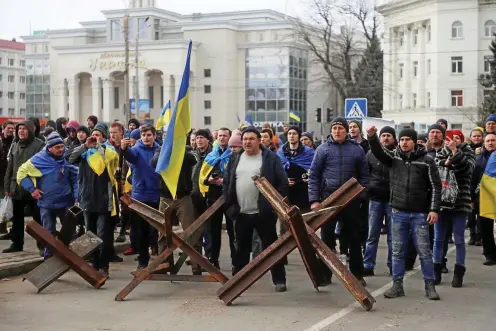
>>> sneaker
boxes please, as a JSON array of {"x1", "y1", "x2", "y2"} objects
[
  {"x1": 123, "y1": 247, "x2": 137, "y2": 256},
  {"x1": 424, "y1": 280, "x2": 440, "y2": 300},
  {"x1": 2, "y1": 244, "x2": 23, "y2": 253},
  {"x1": 483, "y1": 259, "x2": 496, "y2": 266},
  {"x1": 362, "y1": 268, "x2": 374, "y2": 277},
  {"x1": 275, "y1": 284, "x2": 287, "y2": 292},
  {"x1": 384, "y1": 280, "x2": 405, "y2": 299}
]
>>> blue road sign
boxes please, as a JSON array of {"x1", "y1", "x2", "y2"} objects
[{"x1": 345, "y1": 98, "x2": 368, "y2": 120}]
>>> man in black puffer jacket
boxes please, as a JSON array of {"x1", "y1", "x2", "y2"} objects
[
  {"x1": 367, "y1": 126, "x2": 441, "y2": 301},
  {"x1": 363, "y1": 126, "x2": 396, "y2": 276}
]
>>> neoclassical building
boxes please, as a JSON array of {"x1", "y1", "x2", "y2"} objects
[{"x1": 21, "y1": 0, "x2": 336, "y2": 133}]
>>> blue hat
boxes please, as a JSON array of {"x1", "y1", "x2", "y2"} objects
[
  {"x1": 130, "y1": 128, "x2": 141, "y2": 140},
  {"x1": 301, "y1": 131, "x2": 313, "y2": 141},
  {"x1": 486, "y1": 114, "x2": 496, "y2": 123},
  {"x1": 46, "y1": 132, "x2": 64, "y2": 148}
]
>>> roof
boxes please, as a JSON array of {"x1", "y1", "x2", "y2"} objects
[{"x1": 0, "y1": 39, "x2": 26, "y2": 51}]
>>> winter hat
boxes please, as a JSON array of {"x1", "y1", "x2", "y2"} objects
[
  {"x1": 92, "y1": 123, "x2": 108, "y2": 138},
  {"x1": 301, "y1": 132, "x2": 313, "y2": 141},
  {"x1": 398, "y1": 128, "x2": 418, "y2": 143},
  {"x1": 46, "y1": 132, "x2": 64, "y2": 148},
  {"x1": 486, "y1": 114, "x2": 496, "y2": 123},
  {"x1": 429, "y1": 123, "x2": 446, "y2": 137},
  {"x1": 130, "y1": 128, "x2": 141, "y2": 140},
  {"x1": 379, "y1": 126, "x2": 396, "y2": 137},
  {"x1": 451, "y1": 129, "x2": 465, "y2": 142},
  {"x1": 287, "y1": 126, "x2": 302, "y2": 138},
  {"x1": 195, "y1": 129, "x2": 211, "y2": 140},
  {"x1": 417, "y1": 133, "x2": 428, "y2": 143},
  {"x1": 436, "y1": 118, "x2": 448, "y2": 128},
  {"x1": 77, "y1": 125, "x2": 90, "y2": 137},
  {"x1": 46, "y1": 120, "x2": 57, "y2": 130},
  {"x1": 66, "y1": 120, "x2": 80, "y2": 133},
  {"x1": 348, "y1": 120, "x2": 362, "y2": 130},
  {"x1": 330, "y1": 117, "x2": 349, "y2": 132},
  {"x1": 128, "y1": 118, "x2": 141, "y2": 128},
  {"x1": 43, "y1": 127, "x2": 54, "y2": 138},
  {"x1": 228, "y1": 129, "x2": 243, "y2": 147}
]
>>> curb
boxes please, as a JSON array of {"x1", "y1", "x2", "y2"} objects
[{"x1": 0, "y1": 241, "x2": 130, "y2": 279}]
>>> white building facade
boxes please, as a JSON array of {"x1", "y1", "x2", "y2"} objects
[
  {"x1": 0, "y1": 39, "x2": 26, "y2": 117},
  {"x1": 21, "y1": 0, "x2": 332, "y2": 133},
  {"x1": 378, "y1": 0, "x2": 496, "y2": 134}
]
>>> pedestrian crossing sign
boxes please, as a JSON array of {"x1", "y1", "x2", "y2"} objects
[{"x1": 345, "y1": 98, "x2": 367, "y2": 119}]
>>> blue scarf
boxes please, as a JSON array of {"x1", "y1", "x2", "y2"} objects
[
  {"x1": 277, "y1": 143, "x2": 315, "y2": 172},
  {"x1": 204, "y1": 144, "x2": 232, "y2": 174}
]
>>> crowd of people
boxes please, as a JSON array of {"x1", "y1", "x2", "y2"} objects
[{"x1": 0, "y1": 112, "x2": 494, "y2": 299}]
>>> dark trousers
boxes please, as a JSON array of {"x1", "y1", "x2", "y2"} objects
[
  {"x1": 131, "y1": 201, "x2": 159, "y2": 266},
  {"x1": 12, "y1": 199, "x2": 41, "y2": 248},
  {"x1": 191, "y1": 193, "x2": 208, "y2": 254},
  {"x1": 480, "y1": 216, "x2": 496, "y2": 260},
  {"x1": 84, "y1": 211, "x2": 113, "y2": 269},
  {"x1": 321, "y1": 200, "x2": 363, "y2": 278},
  {"x1": 467, "y1": 209, "x2": 480, "y2": 240},
  {"x1": 205, "y1": 200, "x2": 224, "y2": 263},
  {"x1": 225, "y1": 214, "x2": 236, "y2": 266},
  {"x1": 234, "y1": 213, "x2": 286, "y2": 284}
]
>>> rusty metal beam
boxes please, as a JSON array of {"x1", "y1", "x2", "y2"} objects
[
  {"x1": 23, "y1": 232, "x2": 102, "y2": 293},
  {"x1": 217, "y1": 178, "x2": 364, "y2": 306},
  {"x1": 137, "y1": 274, "x2": 219, "y2": 282},
  {"x1": 25, "y1": 221, "x2": 107, "y2": 289}
]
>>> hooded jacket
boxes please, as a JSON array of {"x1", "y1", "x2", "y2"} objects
[
  {"x1": 56, "y1": 117, "x2": 68, "y2": 139},
  {"x1": 0, "y1": 134, "x2": 14, "y2": 191},
  {"x1": 28, "y1": 117, "x2": 43, "y2": 140},
  {"x1": 64, "y1": 120, "x2": 80, "y2": 147},
  {"x1": 369, "y1": 133, "x2": 442, "y2": 213},
  {"x1": 4, "y1": 121, "x2": 45, "y2": 200}
]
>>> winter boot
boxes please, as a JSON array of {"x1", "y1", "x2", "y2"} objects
[
  {"x1": 424, "y1": 280, "x2": 440, "y2": 300},
  {"x1": 383, "y1": 280, "x2": 405, "y2": 299},
  {"x1": 434, "y1": 263, "x2": 443, "y2": 285},
  {"x1": 467, "y1": 234, "x2": 476, "y2": 246},
  {"x1": 451, "y1": 264, "x2": 466, "y2": 288}
]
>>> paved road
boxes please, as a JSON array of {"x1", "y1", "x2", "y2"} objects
[{"x1": 0, "y1": 231, "x2": 495, "y2": 331}]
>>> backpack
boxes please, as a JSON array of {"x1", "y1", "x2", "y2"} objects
[{"x1": 438, "y1": 166, "x2": 458, "y2": 210}]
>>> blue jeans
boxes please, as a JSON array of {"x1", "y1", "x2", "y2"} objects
[
  {"x1": 391, "y1": 210, "x2": 435, "y2": 281},
  {"x1": 433, "y1": 211, "x2": 467, "y2": 266},
  {"x1": 363, "y1": 200, "x2": 392, "y2": 269},
  {"x1": 40, "y1": 207, "x2": 70, "y2": 259}
]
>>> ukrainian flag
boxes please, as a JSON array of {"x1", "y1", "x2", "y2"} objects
[
  {"x1": 480, "y1": 152, "x2": 496, "y2": 219},
  {"x1": 289, "y1": 111, "x2": 301, "y2": 122},
  {"x1": 156, "y1": 100, "x2": 172, "y2": 130},
  {"x1": 155, "y1": 40, "x2": 192, "y2": 198}
]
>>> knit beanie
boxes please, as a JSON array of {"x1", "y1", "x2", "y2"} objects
[
  {"x1": 348, "y1": 120, "x2": 362, "y2": 131},
  {"x1": 228, "y1": 129, "x2": 243, "y2": 147},
  {"x1": 379, "y1": 126, "x2": 396, "y2": 137},
  {"x1": 92, "y1": 123, "x2": 108, "y2": 138},
  {"x1": 77, "y1": 125, "x2": 90, "y2": 137},
  {"x1": 287, "y1": 126, "x2": 302, "y2": 138},
  {"x1": 195, "y1": 129, "x2": 211, "y2": 140},
  {"x1": 429, "y1": 123, "x2": 446, "y2": 137},
  {"x1": 486, "y1": 114, "x2": 496, "y2": 123},
  {"x1": 46, "y1": 132, "x2": 64, "y2": 148},
  {"x1": 330, "y1": 117, "x2": 349, "y2": 132},
  {"x1": 451, "y1": 129, "x2": 465, "y2": 142},
  {"x1": 436, "y1": 118, "x2": 448, "y2": 128},
  {"x1": 130, "y1": 128, "x2": 141, "y2": 140},
  {"x1": 301, "y1": 132, "x2": 313, "y2": 141},
  {"x1": 417, "y1": 133, "x2": 428, "y2": 143},
  {"x1": 398, "y1": 128, "x2": 418, "y2": 143},
  {"x1": 66, "y1": 120, "x2": 80, "y2": 133}
]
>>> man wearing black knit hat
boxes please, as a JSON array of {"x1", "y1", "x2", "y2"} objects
[
  {"x1": 367, "y1": 125, "x2": 441, "y2": 300},
  {"x1": 363, "y1": 126, "x2": 396, "y2": 276}
]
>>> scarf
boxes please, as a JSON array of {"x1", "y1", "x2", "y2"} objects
[
  {"x1": 277, "y1": 143, "x2": 314, "y2": 172},
  {"x1": 199, "y1": 144, "x2": 232, "y2": 196}
]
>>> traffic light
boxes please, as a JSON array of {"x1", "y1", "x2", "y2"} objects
[
  {"x1": 315, "y1": 108, "x2": 322, "y2": 123},
  {"x1": 326, "y1": 108, "x2": 334, "y2": 122}
]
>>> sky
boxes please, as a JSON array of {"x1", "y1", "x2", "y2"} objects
[{"x1": 0, "y1": 0, "x2": 302, "y2": 40}]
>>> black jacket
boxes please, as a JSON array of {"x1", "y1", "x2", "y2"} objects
[
  {"x1": 369, "y1": 133, "x2": 441, "y2": 213},
  {"x1": 191, "y1": 145, "x2": 212, "y2": 196},
  {"x1": 281, "y1": 142, "x2": 310, "y2": 210},
  {"x1": 435, "y1": 143, "x2": 475, "y2": 213},
  {"x1": 223, "y1": 146, "x2": 288, "y2": 220},
  {"x1": 471, "y1": 149, "x2": 494, "y2": 204},
  {"x1": 367, "y1": 150, "x2": 391, "y2": 202},
  {"x1": 151, "y1": 148, "x2": 196, "y2": 199}
]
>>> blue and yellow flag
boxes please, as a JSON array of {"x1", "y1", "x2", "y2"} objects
[
  {"x1": 156, "y1": 100, "x2": 172, "y2": 130},
  {"x1": 480, "y1": 152, "x2": 496, "y2": 219},
  {"x1": 198, "y1": 145, "x2": 232, "y2": 196},
  {"x1": 289, "y1": 111, "x2": 301, "y2": 122},
  {"x1": 155, "y1": 40, "x2": 192, "y2": 198}
]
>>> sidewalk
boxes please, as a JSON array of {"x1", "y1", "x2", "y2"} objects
[{"x1": 0, "y1": 221, "x2": 130, "y2": 278}]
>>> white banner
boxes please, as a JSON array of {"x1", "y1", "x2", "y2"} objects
[{"x1": 361, "y1": 117, "x2": 395, "y2": 137}]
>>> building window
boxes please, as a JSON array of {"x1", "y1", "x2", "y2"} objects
[
  {"x1": 399, "y1": 31, "x2": 404, "y2": 46},
  {"x1": 412, "y1": 93, "x2": 417, "y2": 108},
  {"x1": 204, "y1": 116, "x2": 211, "y2": 125},
  {"x1": 399, "y1": 63, "x2": 404, "y2": 78},
  {"x1": 204, "y1": 100, "x2": 211, "y2": 109},
  {"x1": 148, "y1": 86, "x2": 154, "y2": 108},
  {"x1": 451, "y1": 123, "x2": 463, "y2": 130},
  {"x1": 155, "y1": 31, "x2": 159, "y2": 40},
  {"x1": 427, "y1": 25, "x2": 431, "y2": 42},
  {"x1": 484, "y1": 55, "x2": 493, "y2": 72},
  {"x1": 8, "y1": 75, "x2": 14, "y2": 83},
  {"x1": 485, "y1": 20, "x2": 496, "y2": 37},
  {"x1": 44, "y1": 44, "x2": 48, "y2": 53},
  {"x1": 399, "y1": 94, "x2": 403, "y2": 109},
  {"x1": 8, "y1": 108, "x2": 14, "y2": 116},
  {"x1": 20, "y1": 108, "x2": 26, "y2": 116},
  {"x1": 413, "y1": 29, "x2": 418, "y2": 45},
  {"x1": 452, "y1": 21, "x2": 463, "y2": 38},
  {"x1": 204, "y1": 85, "x2": 211, "y2": 94},
  {"x1": 111, "y1": 20, "x2": 121, "y2": 41},
  {"x1": 8, "y1": 59, "x2": 14, "y2": 66},
  {"x1": 259, "y1": 33, "x2": 264, "y2": 42},
  {"x1": 20, "y1": 93, "x2": 25, "y2": 100},
  {"x1": 427, "y1": 59, "x2": 431, "y2": 75},
  {"x1": 451, "y1": 56, "x2": 463, "y2": 73},
  {"x1": 451, "y1": 90, "x2": 463, "y2": 106},
  {"x1": 204, "y1": 69, "x2": 211, "y2": 78},
  {"x1": 413, "y1": 61, "x2": 418, "y2": 77},
  {"x1": 8, "y1": 92, "x2": 14, "y2": 99},
  {"x1": 427, "y1": 92, "x2": 431, "y2": 107},
  {"x1": 20, "y1": 76, "x2": 25, "y2": 83},
  {"x1": 114, "y1": 87, "x2": 119, "y2": 109},
  {"x1": 20, "y1": 60, "x2": 25, "y2": 67},
  {"x1": 0, "y1": 74, "x2": 2, "y2": 81}
]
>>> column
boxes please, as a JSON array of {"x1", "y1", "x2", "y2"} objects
[
  {"x1": 57, "y1": 79, "x2": 68, "y2": 118},
  {"x1": 418, "y1": 23, "x2": 426, "y2": 107},
  {"x1": 91, "y1": 77, "x2": 102, "y2": 120},
  {"x1": 102, "y1": 78, "x2": 114, "y2": 123},
  {"x1": 404, "y1": 26, "x2": 412, "y2": 109},
  {"x1": 67, "y1": 78, "x2": 79, "y2": 120},
  {"x1": 169, "y1": 74, "x2": 176, "y2": 105}
]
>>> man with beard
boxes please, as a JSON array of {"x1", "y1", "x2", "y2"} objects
[
  {"x1": 467, "y1": 128, "x2": 484, "y2": 246},
  {"x1": 0, "y1": 121, "x2": 15, "y2": 236}
]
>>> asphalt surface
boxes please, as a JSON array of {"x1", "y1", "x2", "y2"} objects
[{"x1": 0, "y1": 231, "x2": 495, "y2": 331}]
